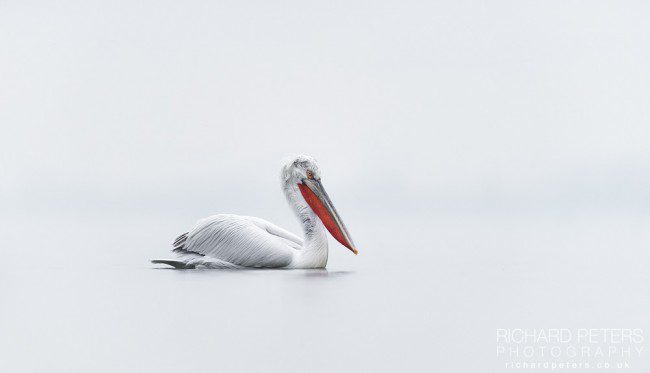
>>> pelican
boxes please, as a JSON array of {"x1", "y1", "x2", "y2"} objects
[{"x1": 152, "y1": 155, "x2": 358, "y2": 269}]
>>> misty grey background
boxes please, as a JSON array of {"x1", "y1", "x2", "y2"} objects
[{"x1": 1, "y1": 0, "x2": 649, "y2": 372}]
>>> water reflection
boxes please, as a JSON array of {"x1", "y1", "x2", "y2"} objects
[
  {"x1": 151, "y1": 267, "x2": 354, "y2": 278},
  {"x1": 300, "y1": 269, "x2": 353, "y2": 278}
]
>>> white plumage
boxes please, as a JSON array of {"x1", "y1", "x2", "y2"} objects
[{"x1": 152, "y1": 155, "x2": 357, "y2": 269}]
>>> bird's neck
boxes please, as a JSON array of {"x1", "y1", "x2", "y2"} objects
[{"x1": 283, "y1": 182, "x2": 328, "y2": 268}]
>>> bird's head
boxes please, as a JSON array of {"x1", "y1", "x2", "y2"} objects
[{"x1": 281, "y1": 155, "x2": 358, "y2": 255}]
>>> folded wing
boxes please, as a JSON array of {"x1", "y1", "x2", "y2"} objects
[{"x1": 175, "y1": 214, "x2": 300, "y2": 268}]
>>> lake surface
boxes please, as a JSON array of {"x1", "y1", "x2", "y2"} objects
[{"x1": 2, "y1": 214, "x2": 649, "y2": 372}]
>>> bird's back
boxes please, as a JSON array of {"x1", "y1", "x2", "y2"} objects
[{"x1": 168, "y1": 214, "x2": 300, "y2": 268}]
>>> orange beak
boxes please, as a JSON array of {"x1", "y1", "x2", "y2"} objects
[{"x1": 298, "y1": 179, "x2": 358, "y2": 255}]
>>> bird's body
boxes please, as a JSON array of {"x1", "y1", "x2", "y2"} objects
[
  {"x1": 157, "y1": 214, "x2": 327, "y2": 269},
  {"x1": 152, "y1": 155, "x2": 357, "y2": 269}
]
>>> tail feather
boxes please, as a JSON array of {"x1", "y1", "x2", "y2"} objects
[{"x1": 151, "y1": 259, "x2": 196, "y2": 269}]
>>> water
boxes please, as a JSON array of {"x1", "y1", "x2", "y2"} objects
[
  {"x1": 3, "y1": 0, "x2": 649, "y2": 370},
  {"x1": 2, "y1": 214, "x2": 649, "y2": 372}
]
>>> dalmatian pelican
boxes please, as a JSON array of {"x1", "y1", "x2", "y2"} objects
[{"x1": 152, "y1": 155, "x2": 357, "y2": 269}]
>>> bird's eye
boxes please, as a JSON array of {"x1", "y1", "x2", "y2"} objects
[{"x1": 306, "y1": 170, "x2": 314, "y2": 179}]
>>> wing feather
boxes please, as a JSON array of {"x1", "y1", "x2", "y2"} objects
[
  {"x1": 177, "y1": 214, "x2": 298, "y2": 268},
  {"x1": 245, "y1": 216, "x2": 303, "y2": 247}
]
